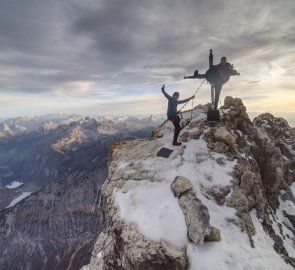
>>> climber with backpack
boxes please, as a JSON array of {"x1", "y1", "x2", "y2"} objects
[
  {"x1": 161, "y1": 84, "x2": 195, "y2": 146},
  {"x1": 184, "y1": 52, "x2": 240, "y2": 111}
]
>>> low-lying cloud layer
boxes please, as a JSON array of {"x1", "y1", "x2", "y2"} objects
[{"x1": 0, "y1": 0, "x2": 294, "y2": 117}]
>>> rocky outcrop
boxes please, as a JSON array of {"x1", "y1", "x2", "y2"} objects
[
  {"x1": 88, "y1": 140, "x2": 189, "y2": 270},
  {"x1": 171, "y1": 176, "x2": 212, "y2": 244},
  {"x1": 85, "y1": 98, "x2": 295, "y2": 270}
]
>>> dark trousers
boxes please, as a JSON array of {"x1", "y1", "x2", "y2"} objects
[
  {"x1": 169, "y1": 116, "x2": 181, "y2": 142},
  {"x1": 213, "y1": 84, "x2": 222, "y2": 110}
]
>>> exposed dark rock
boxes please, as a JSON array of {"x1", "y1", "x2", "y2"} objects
[{"x1": 157, "y1": 148, "x2": 174, "y2": 158}]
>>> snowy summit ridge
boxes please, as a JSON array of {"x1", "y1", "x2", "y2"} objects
[{"x1": 86, "y1": 96, "x2": 295, "y2": 270}]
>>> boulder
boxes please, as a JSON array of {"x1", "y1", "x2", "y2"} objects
[
  {"x1": 171, "y1": 176, "x2": 193, "y2": 198},
  {"x1": 171, "y1": 177, "x2": 212, "y2": 244},
  {"x1": 204, "y1": 227, "x2": 221, "y2": 242},
  {"x1": 179, "y1": 193, "x2": 210, "y2": 244},
  {"x1": 223, "y1": 96, "x2": 234, "y2": 108},
  {"x1": 214, "y1": 127, "x2": 236, "y2": 148}
]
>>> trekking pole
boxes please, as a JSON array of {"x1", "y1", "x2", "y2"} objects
[
  {"x1": 191, "y1": 97, "x2": 194, "y2": 120},
  {"x1": 177, "y1": 79, "x2": 205, "y2": 115}
]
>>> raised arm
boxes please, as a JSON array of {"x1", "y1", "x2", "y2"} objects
[
  {"x1": 177, "y1": 95, "x2": 195, "y2": 104},
  {"x1": 161, "y1": 85, "x2": 171, "y2": 100}
]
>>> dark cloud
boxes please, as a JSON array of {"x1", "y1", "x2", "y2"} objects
[{"x1": 0, "y1": 0, "x2": 294, "y2": 96}]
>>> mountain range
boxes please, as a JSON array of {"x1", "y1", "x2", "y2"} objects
[{"x1": 0, "y1": 114, "x2": 162, "y2": 270}]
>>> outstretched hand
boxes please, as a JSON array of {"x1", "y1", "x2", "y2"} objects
[
  {"x1": 191, "y1": 95, "x2": 195, "y2": 99},
  {"x1": 161, "y1": 84, "x2": 165, "y2": 91}
]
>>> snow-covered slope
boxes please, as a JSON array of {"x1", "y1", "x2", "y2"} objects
[{"x1": 86, "y1": 97, "x2": 295, "y2": 270}]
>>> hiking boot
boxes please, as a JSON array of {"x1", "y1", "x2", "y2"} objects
[{"x1": 172, "y1": 141, "x2": 182, "y2": 146}]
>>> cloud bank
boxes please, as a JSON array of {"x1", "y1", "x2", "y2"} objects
[{"x1": 0, "y1": 0, "x2": 294, "y2": 117}]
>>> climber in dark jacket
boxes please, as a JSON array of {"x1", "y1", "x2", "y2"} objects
[
  {"x1": 161, "y1": 84, "x2": 195, "y2": 146},
  {"x1": 184, "y1": 56, "x2": 239, "y2": 110}
]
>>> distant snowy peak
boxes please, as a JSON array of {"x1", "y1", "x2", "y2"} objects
[
  {"x1": 0, "y1": 114, "x2": 162, "y2": 139},
  {"x1": 41, "y1": 121, "x2": 59, "y2": 131},
  {"x1": 0, "y1": 114, "x2": 79, "y2": 137},
  {"x1": 0, "y1": 122, "x2": 25, "y2": 138},
  {"x1": 49, "y1": 116, "x2": 160, "y2": 152}
]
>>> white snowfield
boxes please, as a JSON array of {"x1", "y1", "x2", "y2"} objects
[
  {"x1": 6, "y1": 192, "x2": 32, "y2": 208},
  {"x1": 114, "y1": 108, "x2": 295, "y2": 270}
]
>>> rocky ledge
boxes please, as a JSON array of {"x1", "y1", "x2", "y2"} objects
[{"x1": 84, "y1": 97, "x2": 295, "y2": 270}]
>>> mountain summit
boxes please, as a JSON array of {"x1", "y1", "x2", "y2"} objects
[{"x1": 84, "y1": 97, "x2": 295, "y2": 270}]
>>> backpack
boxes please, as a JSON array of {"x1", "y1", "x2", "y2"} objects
[{"x1": 207, "y1": 108, "x2": 220, "y2": 122}]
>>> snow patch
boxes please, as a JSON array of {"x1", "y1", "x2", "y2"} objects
[
  {"x1": 5, "y1": 181, "x2": 23, "y2": 189},
  {"x1": 115, "y1": 180, "x2": 187, "y2": 248},
  {"x1": 6, "y1": 192, "x2": 32, "y2": 208},
  {"x1": 187, "y1": 211, "x2": 293, "y2": 270}
]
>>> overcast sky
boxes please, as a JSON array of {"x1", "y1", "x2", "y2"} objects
[{"x1": 0, "y1": 0, "x2": 294, "y2": 121}]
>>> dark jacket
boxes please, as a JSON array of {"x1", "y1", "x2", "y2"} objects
[{"x1": 162, "y1": 89, "x2": 191, "y2": 119}]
